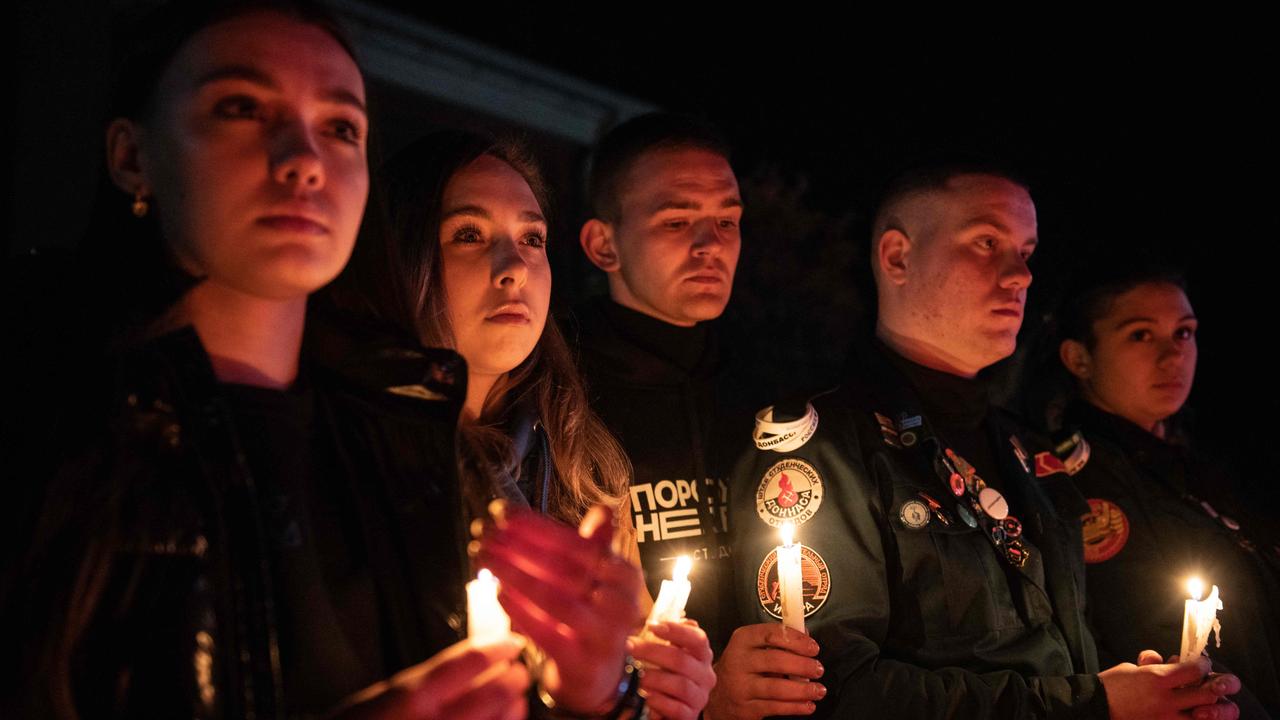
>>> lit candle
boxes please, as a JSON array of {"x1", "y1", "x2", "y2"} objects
[
  {"x1": 647, "y1": 555, "x2": 694, "y2": 626},
  {"x1": 467, "y1": 568, "x2": 511, "y2": 646},
  {"x1": 1180, "y1": 577, "x2": 1222, "y2": 660},
  {"x1": 777, "y1": 522, "x2": 805, "y2": 633}
]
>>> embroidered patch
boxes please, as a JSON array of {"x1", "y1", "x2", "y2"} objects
[
  {"x1": 899, "y1": 499, "x2": 931, "y2": 529},
  {"x1": 756, "y1": 544, "x2": 831, "y2": 620},
  {"x1": 1034, "y1": 451, "x2": 1068, "y2": 477},
  {"x1": 756, "y1": 458, "x2": 824, "y2": 528},
  {"x1": 1082, "y1": 498, "x2": 1130, "y2": 563}
]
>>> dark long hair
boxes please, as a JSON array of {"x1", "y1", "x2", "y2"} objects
[{"x1": 328, "y1": 130, "x2": 631, "y2": 525}]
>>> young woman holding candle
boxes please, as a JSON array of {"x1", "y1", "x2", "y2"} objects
[
  {"x1": 325, "y1": 129, "x2": 717, "y2": 719},
  {"x1": 1053, "y1": 266, "x2": 1280, "y2": 718},
  {"x1": 3, "y1": 3, "x2": 533, "y2": 718}
]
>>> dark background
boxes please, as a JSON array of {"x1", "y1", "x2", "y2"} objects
[{"x1": 10, "y1": 6, "x2": 1280, "y2": 509}]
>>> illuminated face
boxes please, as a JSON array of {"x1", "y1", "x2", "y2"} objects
[
  {"x1": 899, "y1": 174, "x2": 1038, "y2": 373},
  {"x1": 609, "y1": 147, "x2": 742, "y2": 326},
  {"x1": 439, "y1": 155, "x2": 551, "y2": 380},
  {"x1": 138, "y1": 11, "x2": 369, "y2": 300},
  {"x1": 1071, "y1": 282, "x2": 1198, "y2": 432}
]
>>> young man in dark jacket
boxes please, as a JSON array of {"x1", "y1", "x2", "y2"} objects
[
  {"x1": 573, "y1": 113, "x2": 745, "y2": 654},
  {"x1": 708, "y1": 167, "x2": 1245, "y2": 720}
]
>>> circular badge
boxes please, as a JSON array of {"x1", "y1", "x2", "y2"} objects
[
  {"x1": 978, "y1": 487, "x2": 1009, "y2": 521},
  {"x1": 899, "y1": 499, "x2": 931, "y2": 529},
  {"x1": 756, "y1": 458, "x2": 824, "y2": 528},
  {"x1": 949, "y1": 472, "x2": 965, "y2": 497},
  {"x1": 1001, "y1": 516, "x2": 1023, "y2": 538},
  {"x1": 756, "y1": 544, "x2": 831, "y2": 620},
  {"x1": 900, "y1": 431, "x2": 918, "y2": 447},
  {"x1": 956, "y1": 504, "x2": 978, "y2": 528},
  {"x1": 1082, "y1": 498, "x2": 1130, "y2": 564}
]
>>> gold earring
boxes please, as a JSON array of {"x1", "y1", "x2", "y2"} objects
[{"x1": 132, "y1": 189, "x2": 149, "y2": 218}]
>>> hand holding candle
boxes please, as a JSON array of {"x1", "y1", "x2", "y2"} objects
[
  {"x1": 467, "y1": 568, "x2": 511, "y2": 647},
  {"x1": 1179, "y1": 577, "x2": 1222, "y2": 660},
  {"x1": 777, "y1": 521, "x2": 805, "y2": 633}
]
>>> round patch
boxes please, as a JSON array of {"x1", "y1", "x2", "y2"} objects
[
  {"x1": 949, "y1": 472, "x2": 965, "y2": 497},
  {"x1": 1082, "y1": 498, "x2": 1130, "y2": 564},
  {"x1": 900, "y1": 431, "x2": 918, "y2": 447},
  {"x1": 756, "y1": 544, "x2": 831, "y2": 620},
  {"x1": 756, "y1": 458, "x2": 824, "y2": 528},
  {"x1": 899, "y1": 499, "x2": 931, "y2": 529},
  {"x1": 978, "y1": 487, "x2": 1009, "y2": 521}
]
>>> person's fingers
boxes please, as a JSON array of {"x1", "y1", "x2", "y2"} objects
[
  {"x1": 494, "y1": 581, "x2": 577, "y2": 661},
  {"x1": 403, "y1": 639, "x2": 524, "y2": 707},
  {"x1": 649, "y1": 621, "x2": 713, "y2": 663},
  {"x1": 1156, "y1": 656, "x2": 1212, "y2": 688},
  {"x1": 740, "y1": 647, "x2": 824, "y2": 678},
  {"x1": 481, "y1": 530, "x2": 596, "y2": 591},
  {"x1": 1174, "y1": 673, "x2": 1242, "y2": 710},
  {"x1": 747, "y1": 675, "x2": 827, "y2": 702},
  {"x1": 632, "y1": 640, "x2": 710, "y2": 682},
  {"x1": 746, "y1": 699, "x2": 817, "y2": 717},
  {"x1": 642, "y1": 669, "x2": 707, "y2": 712},
  {"x1": 642, "y1": 684, "x2": 700, "y2": 720},
  {"x1": 1136, "y1": 649, "x2": 1164, "y2": 666},
  {"x1": 760, "y1": 624, "x2": 821, "y2": 656},
  {"x1": 432, "y1": 662, "x2": 530, "y2": 720},
  {"x1": 578, "y1": 504, "x2": 615, "y2": 549},
  {"x1": 1191, "y1": 698, "x2": 1241, "y2": 720}
]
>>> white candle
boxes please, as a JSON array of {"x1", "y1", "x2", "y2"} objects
[
  {"x1": 647, "y1": 555, "x2": 693, "y2": 625},
  {"x1": 1179, "y1": 577, "x2": 1222, "y2": 660},
  {"x1": 467, "y1": 568, "x2": 511, "y2": 646},
  {"x1": 777, "y1": 522, "x2": 805, "y2": 633}
]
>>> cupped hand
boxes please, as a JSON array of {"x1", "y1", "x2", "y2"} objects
[
  {"x1": 333, "y1": 637, "x2": 528, "y2": 720},
  {"x1": 629, "y1": 619, "x2": 716, "y2": 719},
  {"x1": 1100, "y1": 652, "x2": 1241, "y2": 720},
  {"x1": 705, "y1": 623, "x2": 825, "y2": 720},
  {"x1": 478, "y1": 504, "x2": 643, "y2": 715}
]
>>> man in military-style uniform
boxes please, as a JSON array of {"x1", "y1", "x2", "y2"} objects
[{"x1": 706, "y1": 167, "x2": 1242, "y2": 720}]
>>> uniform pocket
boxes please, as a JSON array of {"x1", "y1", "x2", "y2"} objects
[{"x1": 889, "y1": 481, "x2": 1025, "y2": 641}]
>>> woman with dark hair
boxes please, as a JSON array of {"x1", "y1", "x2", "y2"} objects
[
  {"x1": 3, "y1": 3, "x2": 540, "y2": 718},
  {"x1": 326, "y1": 129, "x2": 717, "y2": 719},
  {"x1": 1054, "y1": 269, "x2": 1280, "y2": 718}
]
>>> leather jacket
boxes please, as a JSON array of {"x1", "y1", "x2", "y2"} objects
[{"x1": 5, "y1": 321, "x2": 469, "y2": 719}]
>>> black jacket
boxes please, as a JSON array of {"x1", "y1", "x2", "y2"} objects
[
  {"x1": 571, "y1": 297, "x2": 750, "y2": 653},
  {"x1": 729, "y1": 342, "x2": 1106, "y2": 720},
  {"x1": 1067, "y1": 401, "x2": 1280, "y2": 717},
  {"x1": 4, "y1": 320, "x2": 469, "y2": 719}
]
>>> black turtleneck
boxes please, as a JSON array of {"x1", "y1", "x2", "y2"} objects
[
  {"x1": 598, "y1": 298, "x2": 710, "y2": 376},
  {"x1": 878, "y1": 341, "x2": 1006, "y2": 493}
]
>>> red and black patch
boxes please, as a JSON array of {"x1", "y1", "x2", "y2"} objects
[{"x1": 1082, "y1": 498, "x2": 1130, "y2": 563}]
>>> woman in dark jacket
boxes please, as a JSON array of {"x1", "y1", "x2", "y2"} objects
[
  {"x1": 3, "y1": 3, "x2": 535, "y2": 718},
  {"x1": 328, "y1": 130, "x2": 717, "y2": 719},
  {"x1": 1055, "y1": 269, "x2": 1280, "y2": 718}
]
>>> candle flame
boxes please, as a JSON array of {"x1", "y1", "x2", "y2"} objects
[
  {"x1": 674, "y1": 555, "x2": 693, "y2": 583},
  {"x1": 478, "y1": 568, "x2": 495, "y2": 583},
  {"x1": 1187, "y1": 576, "x2": 1204, "y2": 601},
  {"x1": 781, "y1": 521, "x2": 795, "y2": 546}
]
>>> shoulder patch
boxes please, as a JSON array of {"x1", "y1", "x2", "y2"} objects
[
  {"x1": 756, "y1": 458, "x2": 824, "y2": 527},
  {"x1": 1082, "y1": 498, "x2": 1130, "y2": 563},
  {"x1": 756, "y1": 544, "x2": 831, "y2": 620},
  {"x1": 753, "y1": 403, "x2": 819, "y2": 453}
]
